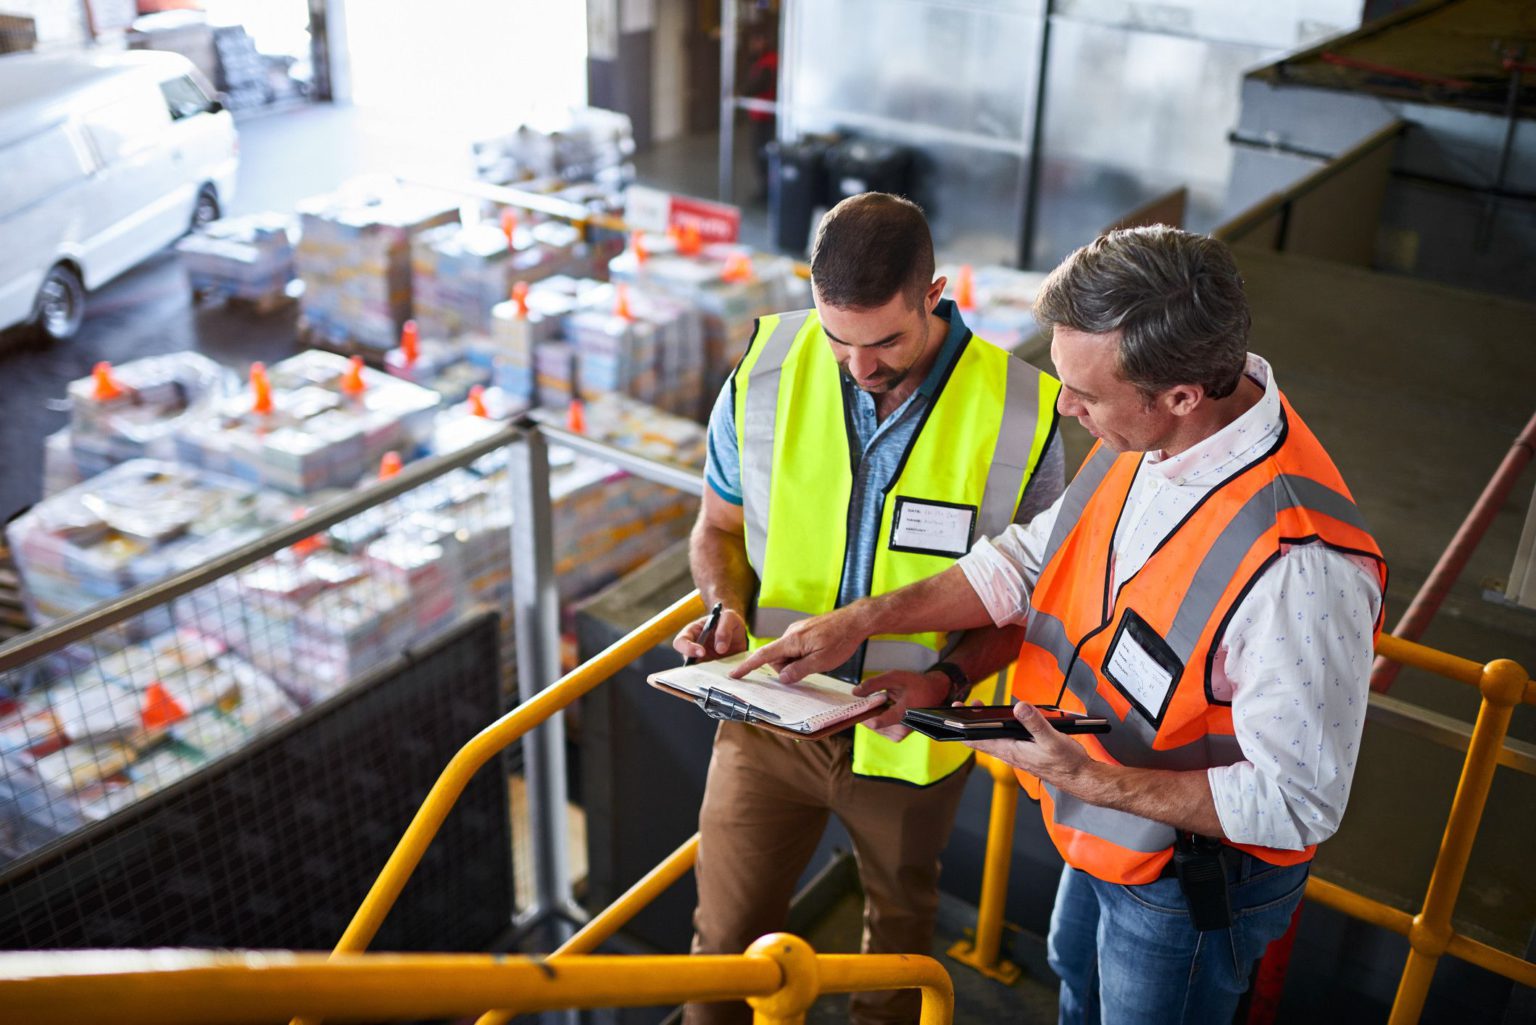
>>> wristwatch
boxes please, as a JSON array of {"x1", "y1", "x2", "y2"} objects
[{"x1": 925, "y1": 660, "x2": 971, "y2": 706}]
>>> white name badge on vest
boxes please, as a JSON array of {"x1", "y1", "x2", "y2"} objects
[
  {"x1": 889, "y1": 497, "x2": 976, "y2": 559},
  {"x1": 1102, "y1": 609, "x2": 1185, "y2": 725}
]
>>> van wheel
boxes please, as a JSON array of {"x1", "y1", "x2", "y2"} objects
[
  {"x1": 30, "y1": 264, "x2": 85, "y2": 343},
  {"x1": 191, "y1": 185, "x2": 220, "y2": 231}
]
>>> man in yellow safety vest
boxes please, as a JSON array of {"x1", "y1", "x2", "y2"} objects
[{"x1": 672, "y1": 192, "x2": 1063, "y2": 1024}]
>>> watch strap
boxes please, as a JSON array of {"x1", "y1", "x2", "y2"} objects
[{"x1": 926, "y1": 660, "x2": 971, "y2": 706}]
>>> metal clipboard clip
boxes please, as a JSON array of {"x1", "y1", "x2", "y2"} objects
[{"x1": 696, "y1": 687, "x2": 780, "y2": 725}]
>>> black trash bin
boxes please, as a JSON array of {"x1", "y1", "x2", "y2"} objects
[
  {"x1": 824, "y1": 138, "x2": 916, "y2": 202},
  {"x1": 767, "y1": 137, "x2": 830, "y2": 256}
]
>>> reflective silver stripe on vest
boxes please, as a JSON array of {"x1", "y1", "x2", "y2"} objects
[
  {"x1": 864, "y1": 639, "x2": 939, "y2": 673},
  {"x1": 1026, "y1": 607, "x2": 1244, "y2": 770},
  {"x1": 1041, "y1": 445, "x2": 1117, "y2": 568},
  {"x1": 753, "y1": 605, "x2": 805, "y2": 637},
  {"x1": 1044, "y1": 783, "x2": 1176, "y2": 853},
  {"x1": 976, "y1": 359, "x2": 1047, "y2": 539},
  {"x1": 753, "y1": 604, "x2": 935, "y2": 675},
  {"x1": 740, "y1": 311, "x2": 813, "y2": 573},
  {"x1": 1025, "y1": 470, "x2": 1369, "y2": 771},
  {"x1": 1163, "y1": 474, "x2": 1370, "y2": 664}
]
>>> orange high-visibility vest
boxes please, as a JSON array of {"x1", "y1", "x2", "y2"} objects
[{"x1": 1012, "y1": 391, "x2": 1386, "y2": 885}]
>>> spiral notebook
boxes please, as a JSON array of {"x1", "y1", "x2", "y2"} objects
[{"x1": 648, "y1": 653, "x2": 888, "y2": 740}]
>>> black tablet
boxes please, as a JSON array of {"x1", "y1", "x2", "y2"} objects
[{"x1": 902, "y1": 704, "x2": 1110, "y2": 741}]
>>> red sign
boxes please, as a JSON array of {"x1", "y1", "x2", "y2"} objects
[
  {"x1": 668, "y1": 195, "x2": 742, "y2": 244},
  {"x1": 625, "y1": 186, "x2": 741, "y2": 244}
]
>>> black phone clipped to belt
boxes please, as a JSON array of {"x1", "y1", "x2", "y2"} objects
[{"x1": 1173, "y1": 833, "x2": 1233, "y2": 931}]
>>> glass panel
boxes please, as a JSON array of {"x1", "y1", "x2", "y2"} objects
[{"x1": 160, "y1": 75, "x2": 212, "y2": 121}]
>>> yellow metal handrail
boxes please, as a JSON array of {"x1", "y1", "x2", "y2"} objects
[
  {"x1": 474, "y1": 833, "x2": 702, "y2": 1025},
  {"x1": 946, "y1": 751, "x2": 1023, "y2": 984},
  {"x1": 952, "y1": 630, "x2": 1535, "y2": 1024},
  {"x1": 0, "y1": 934, "x2": 953, "y2": 1025},
  {"x1": 328, "y1": 590, "x2": 704, "y2": 959}
]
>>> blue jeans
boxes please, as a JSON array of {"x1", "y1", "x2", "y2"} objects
[{"x1": 1047, "y1": 854, "x2": 1309, "y2": 1025}]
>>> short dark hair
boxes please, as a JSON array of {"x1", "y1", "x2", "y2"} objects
[
  {"x1": 810, "y1": 193, "x2": 934, "y2": 311},
  {"x1": 1035, "y1": 226, "x2": 1251, "y2": 400}
]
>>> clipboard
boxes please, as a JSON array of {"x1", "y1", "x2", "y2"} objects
[{"x1": 647, "y1": 655, "x2": 888, "y2": 741}]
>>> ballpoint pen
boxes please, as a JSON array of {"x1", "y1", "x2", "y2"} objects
[{"x1": 685, "y1": 601, "x2": 725, "y2": 666}]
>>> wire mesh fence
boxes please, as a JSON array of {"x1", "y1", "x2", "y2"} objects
[
  {"x1": 0, "y1": 406, "x2": 704, "y2": 952},
  {"x1": 0, "y1": 611, "x2": 513, "y2": 952},
  {"x1": 0, "y1": 448, "x2": 516, "y2": 866}
]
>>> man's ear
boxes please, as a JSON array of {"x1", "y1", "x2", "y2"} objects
[
  {"x1": 1164, "y1": 383, "x2": 1205, "y2": 417},
  {"x1": 925, "y1": 277, "x2": 947, "y2": 312}
]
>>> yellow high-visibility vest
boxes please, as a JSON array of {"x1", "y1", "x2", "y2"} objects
[{"x1": 732, "y1": 308, "x2": 1061, "y2": 785}]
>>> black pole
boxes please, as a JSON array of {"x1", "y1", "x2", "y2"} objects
[{"x1": 1018, "y1": 2, "x2": 1054, "y2": 269}]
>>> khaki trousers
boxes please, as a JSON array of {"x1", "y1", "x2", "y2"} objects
[{"x1": 684, "y1": 721, "x2": 973, "y2": 1025}]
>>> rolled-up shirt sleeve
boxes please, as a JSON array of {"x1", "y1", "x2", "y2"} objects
[
  {"x1": 1207, "y1": 544, "x2": 1383, "y2": 849},
  {"x1": 957, "y1": 493, "x2": 1062, "y2": 627},
  {"x1": 702, "y1": 380, "x2": 743, "y2": 505}
]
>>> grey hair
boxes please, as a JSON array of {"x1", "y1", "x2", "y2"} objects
[{"x1": 1034, "y1": 226, "x2": 1251, "y2": 400}]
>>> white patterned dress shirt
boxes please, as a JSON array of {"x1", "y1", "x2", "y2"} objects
[{"x1": 958, "y1": 354, "x2": 1383, "y2": 850}]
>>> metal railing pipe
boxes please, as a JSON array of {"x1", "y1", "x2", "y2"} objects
[
  {"x1": 1389, "y1": 657, "x2": 1530, "y2": 1025},
  {"x1": 0, "y1": 942, "x2": 958, "y2": 1025},
  {"x1": 1302, "y1": 876, "x2": 1412, "y2": 936},
  {"x1": 0, "y1": 949, "x2": 783, "y2": 1025},
  {"x1": 474, "y1": 834, "x2": 703, "y2": 1025},
  {"x1": 1212, "y1": 120, "x2": 1405, "y2": 246},
  {"x1": 532, "y1": 414, "x2": 706, "y2": 495},
  {"x1": 326, "y1": 591, "x2": 703, "y2": 959},
  {"x1": 398, "y1": 176, "x2": 630, "y2": 234},
  {"x1": 946, "y1": 752, "x2": 1022, "y2": 983},
  {"x1": 1372, "y1": 410, "x2": 1536, "y2": 692},
  {"x1": 1445, "y1": 932, "x2": 1536, "y2": 989},
  {"x1": 815, "y1": 952, "x2": 956, "y2": 1025}
]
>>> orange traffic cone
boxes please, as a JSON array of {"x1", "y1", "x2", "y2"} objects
[
  {"x1": 678, "y1": 223, "x2": 703, "y2": 256},
  {"x1": 631, "y1": 231, "x2": 650, "y2": 265},
  {"x1": 142, "y1": 682, "x2": 188, "y2": 730},
  {"x1": 467, "y1": 384, "x2": 489, "y2": 418},
  {"x1": 91, "y1": 361, "x2": 124, "y2": 402},
  {"x1": 567, "y1": 398, "x2": 587, "y2": 434},
  {"x1": 500, "y1": 207, "x2": 519, "y2": 246},
  {"x1": 378, "y1": 450, "x2": 403, "y2": 479},
  {"x1": 955, "y1": 264, "x2": 976, "y2": 311},
  {"x1": 341, "y1": 355, "x2": 367, "y2": 397},
  {"x1": 250, "y1": 361, "x2": 273, "y2": 416},
  {"x1": 289, "y1": 507, "x2": 324, "y2": 558},
  {"x1": 512, "y1": 280, "x2": 530, "y2": 318},
  {"x1": 614, "y1": 283, "x2": 635, "y2": 322},
  {"x1": 399, "y1": 319, "x2": 420, "y2": 367},
  {"x1": 722, "y1": 251, "x2": 755, "y2": 283}
]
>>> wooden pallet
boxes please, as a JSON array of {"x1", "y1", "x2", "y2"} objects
[{"x1": 0, "y1": 540, "x2": 31, "y2": 644}]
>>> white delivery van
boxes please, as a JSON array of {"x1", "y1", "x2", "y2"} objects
[{"x1": 0, "y1": 49, "x2": 238, "y2": 342}]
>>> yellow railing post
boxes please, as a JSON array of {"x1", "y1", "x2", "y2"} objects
[
  {"x1": 947, "y1": 752, "x2": 1023, "y2": 984},
  {"x1": 1389, "y1": 657, "x2": 1530, "y2": 1025},
  {"x1": 746, "y1": 934, "x2": 819, "y2": 1025},
  {"x1": 473, "y1": 834, "x2": 702, "y2": 1025}
]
